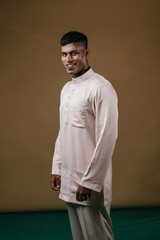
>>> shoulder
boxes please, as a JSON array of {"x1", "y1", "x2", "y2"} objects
[
  {"x1": 60, "y1": 81, "x2": 72, "y2": 95},
  {"x1": 90, "y1": 72, "x2": 117, "y2": 98}
]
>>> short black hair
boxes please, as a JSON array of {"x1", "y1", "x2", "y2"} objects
[{"x1": 60, "y1": 31, "x2": 88, "y2": 49}]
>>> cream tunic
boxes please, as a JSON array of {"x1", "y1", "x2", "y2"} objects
[{"x1": 52, "y1": 68, "x2": 118, "y2": 207}]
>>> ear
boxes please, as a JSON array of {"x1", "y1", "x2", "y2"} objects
[{"x1": 86, "y1": 49, "x2": 90, "y2": 57}]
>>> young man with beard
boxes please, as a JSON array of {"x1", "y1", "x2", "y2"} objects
[{"x1": 50, "y1": 31, "x2": 118, "y2": 240}]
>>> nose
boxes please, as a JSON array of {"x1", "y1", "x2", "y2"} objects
[{"x1": 66, "y1": 53, "x2": 72, "y2": 63}]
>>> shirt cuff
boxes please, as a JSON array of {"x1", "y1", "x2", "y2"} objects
[
  {"x1": 80, "y1": 179, "x2": 102, "y2": 192},
  {"x1": 51, "y1": 168, "x2": 61, "y2": 175}
]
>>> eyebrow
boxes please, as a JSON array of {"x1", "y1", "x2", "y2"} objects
[{"x1": 61, "y1": 50, "x2": 79, "y2": 54}]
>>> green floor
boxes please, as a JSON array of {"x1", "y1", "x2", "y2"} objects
[{"x1": 0, "y1": 208, "x2": 160, "y2": 240}]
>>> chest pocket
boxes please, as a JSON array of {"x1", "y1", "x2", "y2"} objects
[{"x1": 72, "y1": 108, "x2": 87, "y2": 128}]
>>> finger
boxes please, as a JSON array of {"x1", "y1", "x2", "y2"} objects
[
  {"x1": 77, "y1": 191, "x2": 84, "y2": 201},
  {"x1": 53, "y1": 178, "x2": 60, "y2": 191},
  {"x1": 81, "y1": 193, "x2": 90, "y2": 201},
  {"x1": 50, "y1": 177, "x2": 56, "y2": 189},
  {"x1": 79, "y1": 194, "x2": 84, "y2": 202},
  {"x1": 83, "y1": 195, "x2": 88, "y2": 201},
  {"x1": 55, "y1": 176, "x2": 61, "y2": 189},
  {"x1": 79, "y1": 190, "x2": 84, "y2": 201},
  {"x1": 76, "y1": 191, "x2": 79, "y2": 201},
  {"x1": 88, "y1": 192, "x2": 91, "y2": 199}
]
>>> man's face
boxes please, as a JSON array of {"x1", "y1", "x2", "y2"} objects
[{"x1": 61, "y1": 42, "x2": 89, "y2": 78}]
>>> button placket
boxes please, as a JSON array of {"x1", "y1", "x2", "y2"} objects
[{"x1": 66, "y1": 84, "x2": 76, "y2": 108}]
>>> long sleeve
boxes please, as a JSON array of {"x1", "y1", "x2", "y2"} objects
[
  {"x1": 80, "y1": 83, "x2": 118, "y2": 192},
  {"x1": 51, "y1": 131, "x2": 61, "y2": 175}
]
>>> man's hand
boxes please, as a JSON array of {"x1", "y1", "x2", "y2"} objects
[
  {"x1": 50, "y1": 174, "x2": 61, "y2": 191},
  {"x1": 76, "y1": 185, "x2": 91, "y2": 202}
]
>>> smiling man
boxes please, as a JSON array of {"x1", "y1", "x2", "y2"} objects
[
  {"x1": 61, "y1": 41, "x2": 90, "y2": 78},
  {"x1": 50, "y1": 31, "x2": 118, "y2": 240}
]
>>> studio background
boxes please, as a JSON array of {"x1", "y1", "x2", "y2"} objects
[{"x1": 0, "y1": 0, "x2": 159, "y2": 212}]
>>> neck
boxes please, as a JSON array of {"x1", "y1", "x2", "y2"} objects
[{"x1": 72, "y1": 66, "x2": 91, "y2": 78}]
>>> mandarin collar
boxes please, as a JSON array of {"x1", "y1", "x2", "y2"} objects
[{"x1": 72, "y1": 68, "x2": 94, "y2": 83}]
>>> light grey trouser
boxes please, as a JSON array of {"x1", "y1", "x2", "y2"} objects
[{"x1": 67, "y1": 203, "x2": 114, "y2": 240}]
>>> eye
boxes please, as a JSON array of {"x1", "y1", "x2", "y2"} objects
[
  {"x1": 71, "y1": 51, "x2": 78, "y2": 56},
  {"x1": 61, "y1": 53, "x2": 67, "y2": 57}
]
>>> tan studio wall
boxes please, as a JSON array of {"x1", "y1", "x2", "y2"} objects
[{"x1": 0, "y1": 0, "x2": 160, "y2": 212}]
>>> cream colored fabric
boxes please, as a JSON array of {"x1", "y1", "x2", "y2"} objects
[
  {"x1": 67, "y1": 203, "x2": 114, "y2": 240},
  {"x1": 52, "y1": 68, "x2": 118, "y2": 206}
]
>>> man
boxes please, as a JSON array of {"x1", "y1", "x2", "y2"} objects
[{"x1": 50, "y1": 31, "x2": 118, "y2": 240}]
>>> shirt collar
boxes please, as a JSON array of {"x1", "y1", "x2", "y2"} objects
[{"x1": 72, "y1": 68, "x2": 94, "y2": 83}]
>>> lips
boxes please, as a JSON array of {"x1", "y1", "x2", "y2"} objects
[{"x1": 66, "y1": 63, "x2": 76, "y2": 69}]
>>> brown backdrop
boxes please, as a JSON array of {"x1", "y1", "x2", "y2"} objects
[{"x1": 0, "y1": 0, "x2": 160, "y2": 212}]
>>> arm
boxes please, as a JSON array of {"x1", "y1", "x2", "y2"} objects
[
  {"x1": 50, "y1": 131, "x2": 61, "y2": 191},
  {"x1": 79, "y1": 83, "x2": 118, "y2": 193}
]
